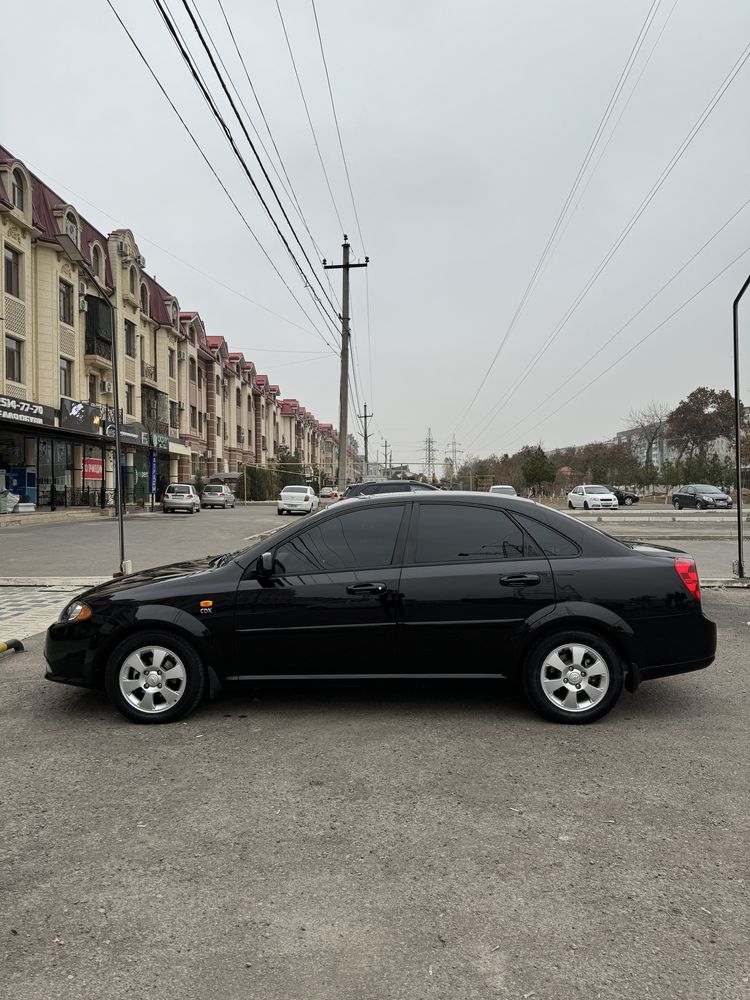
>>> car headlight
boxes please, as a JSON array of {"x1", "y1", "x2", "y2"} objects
[
  {"x1": 701, "y1": 495, "x2": 715, "y2": 502},
  {"x1": 59, "y1": 600, "x2": 92, "y2": 624}
]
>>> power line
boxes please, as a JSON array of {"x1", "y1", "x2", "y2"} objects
[
  {"x1": 104, "y1": 0, "x2": 338, "y2": 353},
  {"x1": 502, "y1": 245, "x2": 750, "y2": 450},
  {"x1": 310, "y1": 0, "x2": 366, "y2": 253},
  {"x1": 161, "y1": 0, "x2": 341, "y2": 328},
  {"x1": 453, "y1": 0, "x2": 665, "y2": 433},
  {"x1": 275, "y1": 0, "x2": 346, "y2": 235},
  {"x1": 485, "y1": 194, "x2": 750, "y2": 447},
  {"x1": 464, "y1": 36, "x2": 750, "y2": 445}
]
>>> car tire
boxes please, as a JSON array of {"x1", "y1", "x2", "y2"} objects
[
  {"x1": 696, "y1": 500, "x2": 705, "y2": 511},
  {"x1": 583, "y1": 501, "x2": 589, "y2": 510},
  {"x1": 277, "y1": 510, "x2": 283, "y2": 516},
  {"x1": 568, "y1": 501, "x2": 574, "y2": 509},
  {"x1": 104, "y1": 630, "x2": 206, "y2": 724},
  {"x1": 522, "y1": 629, "x2": 624, "y2": 725},
  {"x1": 624, "y1": 497, "x2": 633, "y2": 506},
  {"x1": 673, "y1": 499, "x2": 681, "y2": 510}
]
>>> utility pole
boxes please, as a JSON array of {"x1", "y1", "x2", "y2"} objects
[
  {"x1": 383, "y1": 439, "x2": 389, "y2": 478},
  {"x1": 424, "y1": 427, "x2": 436, "y2": 482},
  {"x1": 324, "y1": 237, "x2": 368, "y2": 491},
  {"x1": 357, "y1": 403, "x2": 374, "y2": 474}
]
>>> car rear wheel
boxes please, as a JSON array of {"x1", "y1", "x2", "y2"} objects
[
  {"x1": 624, "y1": 497, "x2": 633, "y2": 506},
  {"x1": 105, "y1": 631, "x2": 206, "y2": 724},
  {"x1": 673, "y1": 499, "x2": 681, "y2": 510},
  {"x1": 522, "y1": 630, "x2": 623, "y2": 724}
]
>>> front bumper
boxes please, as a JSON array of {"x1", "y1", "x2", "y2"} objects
[{"x1": 44, "y1": 621, "x2": 102, "y2": 688}]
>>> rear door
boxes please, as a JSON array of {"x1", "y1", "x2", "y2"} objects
[
  {"x1": 233, "y1": 502, "x2": 409, "y2": 674},
  {"x1": 397, "y1": 502, "x2": 555, "y2": 671}
]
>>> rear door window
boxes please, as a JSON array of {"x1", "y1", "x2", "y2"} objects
[
  {"x1": 514, "y1": 513, "x2": 580, "y2": 558},
  {"x1": 411, "y1": 504, "x2": 528, "y2": 564}
]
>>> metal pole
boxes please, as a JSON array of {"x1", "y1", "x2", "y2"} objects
[
  {"x1": 732, "y1": 273, "x2": 750, "y2": 578},
  {"x1": 336, "y1": 239, "x2": 351, "y2": 492}
]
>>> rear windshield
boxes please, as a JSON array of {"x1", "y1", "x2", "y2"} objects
[
  {"x1": 283, "y1": 486, "x2": 308, "y2": 493},
  {"x1": 169, "y1": 486, "x2": 191, "y2": 494},
  {"x1": 490, "y1": 486, "x2": 516, "y2": 495},
  {"x1": 204, "y1": 486, "x2": 222, "y2": 493}
]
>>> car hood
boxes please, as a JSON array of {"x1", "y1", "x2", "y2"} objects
[{"x1": 80, "y1": 556, "x2": 219, "y2": 600}]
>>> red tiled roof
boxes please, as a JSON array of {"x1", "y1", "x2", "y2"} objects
[{"x1": 142, "y1": 272, "x2": 173, "y2": 327}]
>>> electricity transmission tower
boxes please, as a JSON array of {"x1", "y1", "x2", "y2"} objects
[{"x1": 424, "y1": 427, "x2": 437, "y2": 482}]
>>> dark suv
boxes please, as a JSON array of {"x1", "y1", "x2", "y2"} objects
[{"x1": 340, "y1": 480, "x2": 438, "y2": 500}]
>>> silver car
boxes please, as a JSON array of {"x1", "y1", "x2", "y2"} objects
[
  {"x1": 201, "y1": 484, "x2": 235, "y2": 509},
  {"x1": 162, "y1": 484, "x2": 201, "y2": 514}
]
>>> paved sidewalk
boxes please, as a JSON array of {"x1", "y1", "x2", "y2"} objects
[{"x1": 0, "y1": 586, "x2": 80, "y2": 641}]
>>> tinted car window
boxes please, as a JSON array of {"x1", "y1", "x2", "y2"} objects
[
  {"x1": 273, "y1": 506, "x2": 404, "y2": 574},
  {"x1": 170, "y1": 486, "x2": 190, "y2": 495},
  {"x1": 205, "y1": 486, "x2": 222, "y2": 493},
  {"x1": 413, "y1": 505, "x2": 527, "y2": 563},
  {"x1": 377, "y1": 483, "x2": 409, "y2": 493},
  {"x1": 282, "y1": 486, "x2": 308, "y2": 494},
  {"x1": 515, "y1": 513, "x2": 580, "y2": 558}
]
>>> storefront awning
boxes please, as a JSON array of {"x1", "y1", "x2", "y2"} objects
[{"x1": 168, "y1": 441, "x2": 191, "y2": 456}]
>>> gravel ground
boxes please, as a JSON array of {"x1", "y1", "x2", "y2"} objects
[{"x1": 1, "y1": 591, "x2": 747, "y2": 999}]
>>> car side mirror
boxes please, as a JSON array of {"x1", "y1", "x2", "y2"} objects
[{"x1": 258, "y1": 551, "x2": 274, "y2": 575}]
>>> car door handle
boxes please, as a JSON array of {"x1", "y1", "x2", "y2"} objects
[
  {"x1": 499, "y1": 574, "x2": 540, "y2": 587},
  {"x1": 346, "y1": 583, "x2": 387, "y2": 595}
]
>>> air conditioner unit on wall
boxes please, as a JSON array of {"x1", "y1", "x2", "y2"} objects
[
  {"x1": 178, "y1": 350, "x2": 186, "y2": 361},
  {"x1": 78, "y1": 297, "x2": 88, "y2": 312},
  {"x1": 137, "y1": 255, "x2": 146, "y2": 268},
  {"x1": 178, "y1": 401, "x2": 185, "y2": 411},
  {"x1": 101, "y1": 380, "x2": 114, "y2": 394}
]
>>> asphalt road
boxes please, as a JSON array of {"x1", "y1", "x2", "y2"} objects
[{"x1": 1, "y1": 591, "x2": 747, "y2": 1000}]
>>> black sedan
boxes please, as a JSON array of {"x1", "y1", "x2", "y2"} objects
[
  {"x1": 606, "y1": 486, "x2": 640, "y2": 506},
  {"x1": 671, "y1": 484, "x2": 732, "y2": 510},
  {"x1": 45, "y1": 493, "x2": 716, "y2": 725}
]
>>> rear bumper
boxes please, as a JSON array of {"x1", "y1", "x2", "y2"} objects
[
  {"x1": 639, "y1": 616, "x2": 717, "y2": 682},
  {"x1": 278, "y1": 504, "x2": 311, "y2": 513}
]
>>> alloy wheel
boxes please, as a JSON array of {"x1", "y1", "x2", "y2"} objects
[
  {"x1": 539, "y1": 643, "x2": 610, "y2": 714},
  {"x1": 118, "y1": 645, "x2": 187, "y2": 715}
]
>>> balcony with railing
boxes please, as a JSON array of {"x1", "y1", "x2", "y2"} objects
[
  {"x1": 84, "y1": 334, "x2": 113, "y2": 369},
  {"x1": 141, "y1": 360, "x2": 158, "y2": 384}
]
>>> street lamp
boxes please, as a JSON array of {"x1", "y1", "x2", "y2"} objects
[
  {"x1": 732, "y1": 272, "x2": 750, "y2": 579},
  {"x1": 55, "y1": 234, "x2": 127, "y2": 575}
]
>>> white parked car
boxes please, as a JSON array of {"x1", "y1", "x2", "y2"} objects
[
  {"x1": 488, "y1": 484, "x2": 517, "y2": 497},
  {"x1": 278, "y1": 485, "x2": 320, "y2": 516},
  {"x1": 567, "y1": 485, "x2": 619, "y2": 510}
]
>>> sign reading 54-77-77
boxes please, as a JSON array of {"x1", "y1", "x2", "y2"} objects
[{"x1": 0, "y1": 396, "x2": 56, "y2": 427}]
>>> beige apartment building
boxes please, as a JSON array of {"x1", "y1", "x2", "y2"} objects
[{"x1": 0, "y1": 143, "x2": 347, "y2": 506}]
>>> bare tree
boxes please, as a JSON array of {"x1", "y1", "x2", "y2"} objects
[{"x1": 626, "y1": 402, "x2": 671, "y2": 469}]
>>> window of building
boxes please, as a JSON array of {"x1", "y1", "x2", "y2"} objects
[
  {"x1": 92, "y1": 245, "x2": 102, "y2": 279},
  {"x1": 124, "y1": 320, "x2": 136, "y2": 357},
  {"x1": 189, "y1": 327, "x2": 195, "y2": 346},
  {"x1": 4, "y1": 246, "x2": 21, "y2": 298},
  {"x1": 273, "y1": 506, "x2": 404, "y2": 575},
  {"x1": 190, "y1": 405, "x2": 197, "y2": 430},
  {"x1": 168, "y1": 349, "x2": 175, "y2": 379},
  {"x1": 59, "y1": 279, "x2": 73, "y2": 325},
  {"x1": 198, "y1": 368, "x2": 203, "y2": 390},
  {"x1": 236, "y1": 388, "x2": 241, "y2": 407},
  {"x1": 60, "y1": 357, "x2": 72, "y2": 397},
  {"x1": 198, "y1": 411, "x2": 203, "y2": 434},
  {"x1": 140, "y1": 283, "x2": 148, "y2": 314},
  {"x1": 236, "y1": 424, "x2": 243, "y2": 443},
  {"x1": 88, "y1": 373, "x2": 98, "y2": 403},
  {"x1": 125, "y1": 383, "x2": 134, "y2": 415},
  {"x1": 129, "y1": 267, "x2": 136, "y2": 296},
  {"x1": 5, "y1": 336, "x2": 22, "y2": 383},
  {"x1": 217, "y1": 417, "x2": 221, "y2": 438},
  {"x1": 169, "y1": 400, "x2": 179, "y2": 428},
  {"x1": 413, "y1": 505, "x2": 527, "y2": 564},
  {"x1": 216, "y1": 375, "x2": 221, "y2": 396},
  {"x1": 189, "y1": 358, "x2": 197, "y2": 383},
  {"x1": 65, "y1": 211, "x2": 78, "y2": 243},
  {"x1": 171, "y1": 303, "x2": 178, "y2": 328},
  {"x1": 12, "y1": 169, "x2": 24, "y2": 211}
]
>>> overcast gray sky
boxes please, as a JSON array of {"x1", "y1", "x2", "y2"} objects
[{"x1": 5, "y1": 0, "x2": 750, "y2": 469}]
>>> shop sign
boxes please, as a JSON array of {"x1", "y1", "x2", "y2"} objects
[
  {"x1": 150, "y1": 432, "x2": 169, "y2": 451},
  {"x1": 60, "y1": 398, "x2": 104, "y2": 436},
  {"x1": 105, "y1": 422, "x2": 149, "y2": 446},
  {"x1": 83, "y1": 457, "x2": 104, "y2": 481},
  {"x1": 149, "y1": 450, "x2": 158, "y2": 494},
  {"x1": 0, "y1": 395, "x2": 55, "y2": 428}
]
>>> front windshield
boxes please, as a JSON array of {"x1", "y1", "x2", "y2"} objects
[
  {"x1": 694, "y1": 485, "x2": 721, "y2": 493},
  {"x1": 586, "y1": 486, "x2": 610, "y2": 494}
]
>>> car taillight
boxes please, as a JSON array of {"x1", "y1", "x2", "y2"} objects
[{"x1": 675, "y1": 557, "x2": 700, "y2": 601}]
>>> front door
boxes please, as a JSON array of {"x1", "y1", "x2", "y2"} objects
[
  {"x1": 232, "y1": 503, "x2": 409, "y2": 676},
  {"x1": 397, "y1": 502, "x2": 555, "y2": 672}
]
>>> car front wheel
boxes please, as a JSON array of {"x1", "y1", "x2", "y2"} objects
[
  {"x1": 522, "y1": 630, "x2": 623, "y2": 724},
  {"x1": 583, "y1": 501, "x2": 589, "y2": 510},
  {"x1": 104, "y1": 631, "x2": 206, "y2": 724},
  {"x1": 568, "y1": 501, "x2": 574, "y2": 509},
  {"x1": 673, "y1": 499, "x2": 681, "y2": 510}
]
